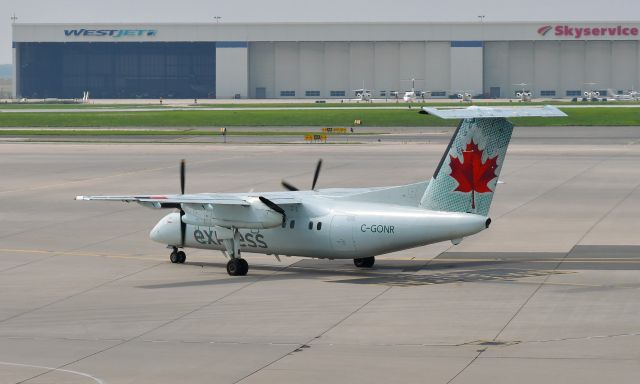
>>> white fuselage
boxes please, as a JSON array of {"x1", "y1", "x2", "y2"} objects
[
  {"x1": 403, "y1": 91, "x2": 418, "y2": 102},
  {"x1": 150, "y1": 197, "x2": 488, "y2": 260}
]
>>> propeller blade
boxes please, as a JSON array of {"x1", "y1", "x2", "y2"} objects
[
  {"x1": 281, "y1": 181, "x2": 299, "y2": 191},
  {"x1": 259, "y1": 196, "x2": 286, "y2": 223},
  {"x1": 311, "y1": 159, "x2": 323, "y2": 190},
  {"x1": 180, "y1": 159, "x2": 185, "y2": 195},
  {"x1": 179, "y1": 160, "x2": 186, "y2": 246}
]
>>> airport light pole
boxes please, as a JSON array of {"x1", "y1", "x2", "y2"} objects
[
  {"x1": 478, "y1": 15, "x2": 485, "y2": 39},
  {"x1": 478, "y1": 15, "x2": 486, "y2": 97},
  {"x1": 478, "y1": 15, "x2": 486, "y2": 40}
]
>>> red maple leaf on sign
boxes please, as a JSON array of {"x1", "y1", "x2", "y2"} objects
[{"x1": 449, "y1": 139, "x2": 498, "y2": 210}]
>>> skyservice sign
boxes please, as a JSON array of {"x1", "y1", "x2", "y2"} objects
[
  {"x1": 537, "y1": 25, "x2": 639, "y2": 39},
  {"x1": 64, "y1": 29, "x2": 158, "y2": 38}
]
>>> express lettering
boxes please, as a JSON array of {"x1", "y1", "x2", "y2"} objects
[
  {"x1": 193, "y1": 229, "x2": 267, "y2": 249},
  {"x1": 360, "y1": 224, "x2": 395, "y2": 234}
]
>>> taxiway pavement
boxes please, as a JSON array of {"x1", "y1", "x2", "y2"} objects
[{"x1": 1, "y1": 129, "x2": 639, "y2": 383}]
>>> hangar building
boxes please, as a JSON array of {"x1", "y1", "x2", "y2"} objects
[{"x1": 11, "y1": 22, "x2": 640, "y2": 99}]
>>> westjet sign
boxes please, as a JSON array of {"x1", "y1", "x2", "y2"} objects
[
  {"x1": 538, "y1": 25, "x2": 639, "y2": 39},
  {"x1": 64, "y1": 29, "x2": 158, "y2": 38}
]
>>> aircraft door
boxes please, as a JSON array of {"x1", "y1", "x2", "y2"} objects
[{"x1": 330, "y1": 215, "x2": 356, "y2": 252}]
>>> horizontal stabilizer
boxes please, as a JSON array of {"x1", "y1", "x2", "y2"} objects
[{"x1": 421, "y1": 105, "x2": 566, "y2": 119}]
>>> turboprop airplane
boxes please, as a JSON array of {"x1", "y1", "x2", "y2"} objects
[
  {"x1": 607, "y1": 89, "x2": 640, "y2": 101},
  {"x1": 514, "y1": 83, "x2": 532, "y2": 102},
  {"x1": 400, "y1": 78, "x2": 427, "y2": 102},
  {"x1": 76, "y1": 105, "x2": 566, "y2": 276},
  {"x1": 350, "y1": 88, "x2": 373, "y2": 102},
  {"x1": 457, "y1": 91, "x2": 473, "y2": 102}
]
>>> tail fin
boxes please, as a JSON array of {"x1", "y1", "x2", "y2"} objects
[{"x1": 419, "y1": 106, "x2": 566, "y2": 216}]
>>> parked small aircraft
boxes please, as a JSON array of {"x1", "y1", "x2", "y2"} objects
[
  {"x1": 607, "y1": 89, "x2": 640, "y2": 101},
  {"x1": 349, "y1": 81, "x2": 386, "y2": 102},
  {"x1": 457, "y1": 91, "x2": 473, "y2": 102},
  {"x1": 399, "y1": 78, "x2": 427, "y2": 102},
  {"x1": 513, "y1": 83, "x2": 532, "y2": 102},
  {"x1": 351, "y1": 88, "x2": 373, "y2": 102},
  {"x1": 583, "y1": 82, "x2": 602, "y2": 101},
  {"x1": 76, "y1": 106, "x2": 566, "y2": 276}
]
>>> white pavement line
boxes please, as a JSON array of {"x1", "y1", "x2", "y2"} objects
[
  {"x1": 0, "y1": 361, "x2": 105, "y2": 384},
  {"x1": 14, "y1": 261, "x2": 297, "y2": 384}
]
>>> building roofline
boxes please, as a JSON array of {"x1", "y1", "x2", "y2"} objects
[{"x1": 11, "y1": 20, "x2": 640, "y2": 28}]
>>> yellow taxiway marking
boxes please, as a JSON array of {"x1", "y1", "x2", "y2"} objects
[
  {"x1": 0, "y1": 154, "x2": 255, "y2": 196},
  {"x1": 2, "y1": 249, "x2": 639, "y2": 265},
  {"x1": 508, "y1": 281, "x2": 603, "y2": 288},
  {"x1": 0, "y1": 248, "x2": 158, "y2": 262},
  {"x1": 378, "y1": 257, "x2": 640, "y2": 263}
]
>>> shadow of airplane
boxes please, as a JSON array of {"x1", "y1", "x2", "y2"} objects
[{"x1": 139, "y1": 257, "x2": 571, "y2": 289}]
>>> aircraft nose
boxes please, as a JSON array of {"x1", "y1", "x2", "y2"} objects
[{"x1": 149, "y1": 213, "x2": 181, "y2": 245}]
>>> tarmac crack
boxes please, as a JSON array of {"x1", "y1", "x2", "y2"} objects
[{"x1": 517, "y1": 331, "x2": 640, "y2": 345}]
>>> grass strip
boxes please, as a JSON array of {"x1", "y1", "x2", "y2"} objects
[
  {"x1": 0, "y1": 107, "x2": 639, "y2": 127},
  {"x1": 2, "y1": 101, "x2": 640, "y2": 109},
  {"x1": 0, "y1": 129, "x2": 376, "y2": 136}
]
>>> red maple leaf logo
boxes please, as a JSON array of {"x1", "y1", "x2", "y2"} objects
[{"x1": 449, "y1": 139, "x2": 498, "y2": 210}]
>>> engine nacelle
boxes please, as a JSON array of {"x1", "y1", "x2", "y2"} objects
[
  {"x1": 181, "y1": 198, "x2": 283, "y2": 229},
  {"x1": 516, "y1": 92, "x2": 523, "y2": 97}
]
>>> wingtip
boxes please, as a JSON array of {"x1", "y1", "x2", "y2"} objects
[{"x1": 75, "y1": 196, "x2": 86, "y2": 201}]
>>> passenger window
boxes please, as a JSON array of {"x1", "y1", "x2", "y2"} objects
[
  {"x1": 308, "y1": 221, "x2": 313, "y2": 230},
  {"x1": 317, "y1": 222, "x2": 322, "y2": 230},
  {"x1": 282, "y1": 220, "x2": 286, "y2": 228},
  {"x1": 290, "y1": 220, "x2": 295, "y2": 229}
]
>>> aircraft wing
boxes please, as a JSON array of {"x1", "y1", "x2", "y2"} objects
[
  {"x1": 77, "y1": 193, "x2": 302, "y2": 230},
  {"x1": 421, "y1": 105, "x2": 566, "y2": 119},
  {"x1": 75, "y1": 194, "x2": 301, "y2": 208}
]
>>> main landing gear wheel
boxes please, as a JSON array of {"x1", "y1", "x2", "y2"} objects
[
  {"x1": 170, "y1": 249, "x2": 186, "y2": 264},
  {"x1": 226, "y1": 258, "x2": 249, "y2": 276},
  {"x1": 354, "y1": 256, "x2": 375, "y2": 268}
]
